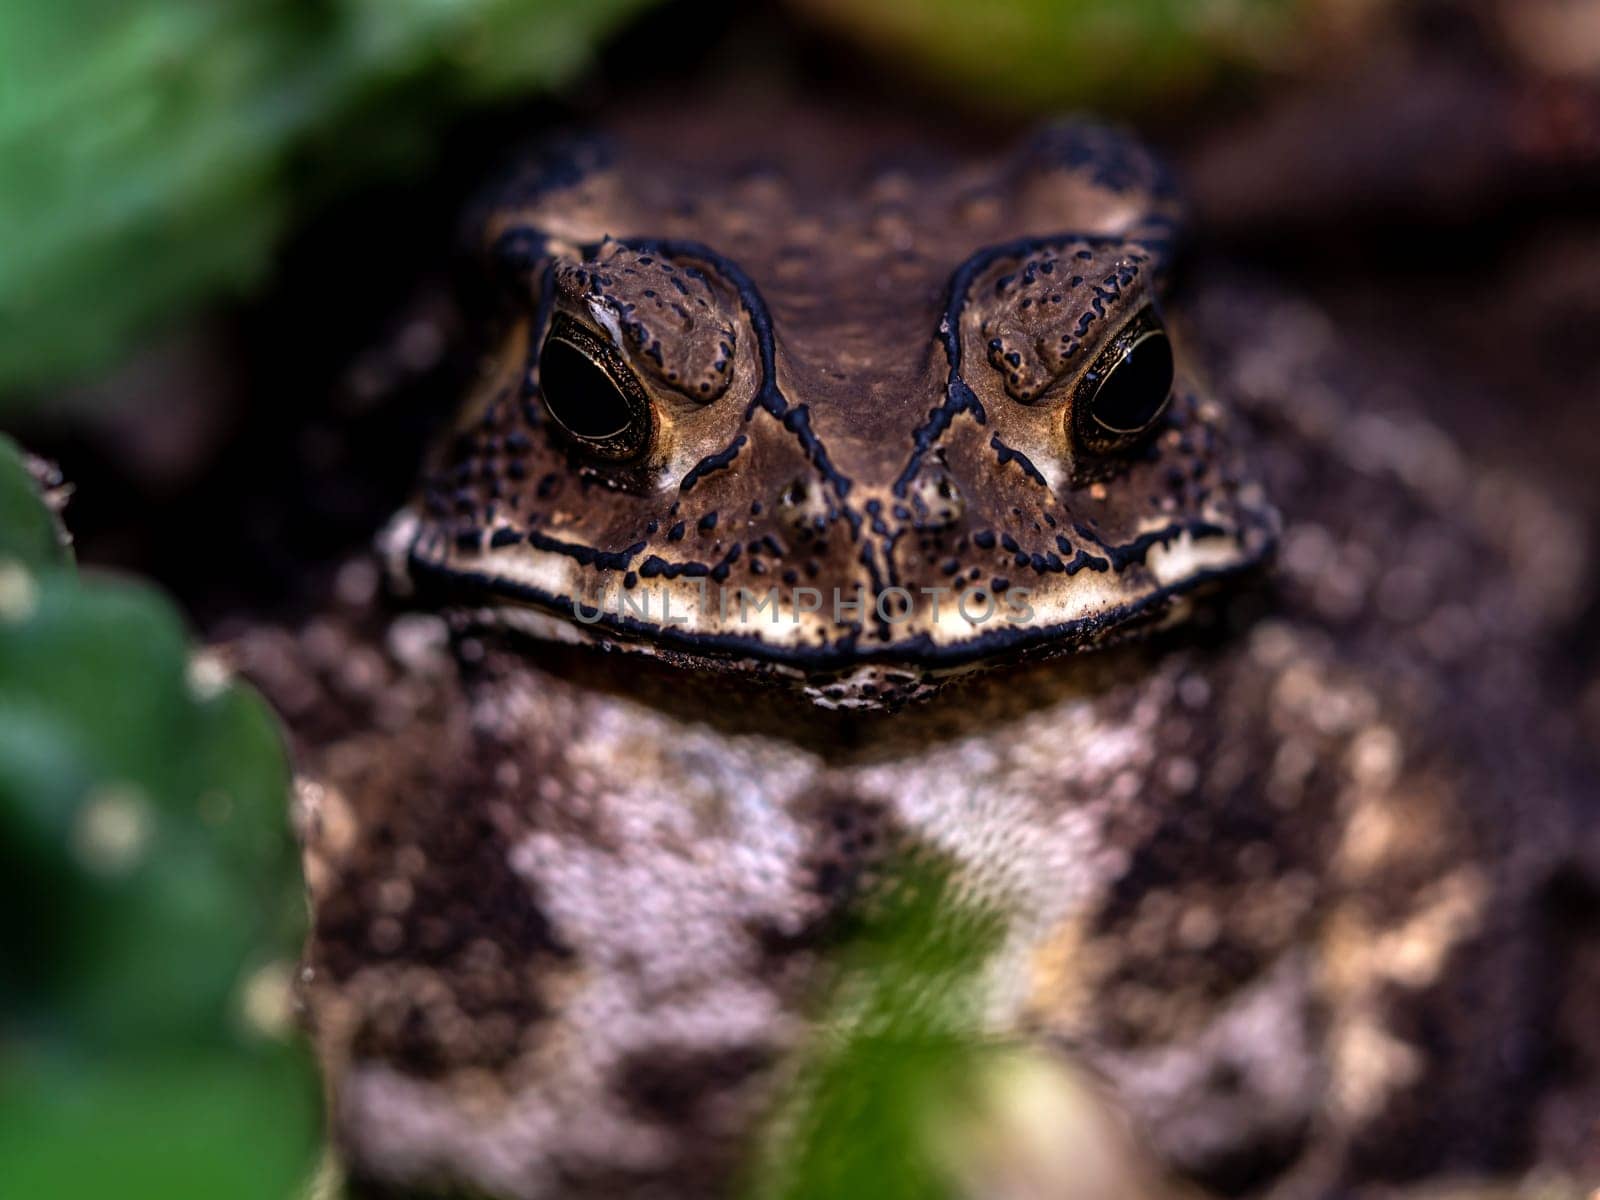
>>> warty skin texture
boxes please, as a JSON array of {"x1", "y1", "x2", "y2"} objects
[{"x1": 235, "y1": 116, "x2": 1597, "y2": 1199}]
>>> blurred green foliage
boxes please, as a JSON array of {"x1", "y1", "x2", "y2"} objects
[
  {"x1": 791, "y1": 0, "x2": 1307, "y2": 112},
  {"x1": 0, "y1": 439, "x2": 69, "y2": 568},
  {"x1": 0, "y1": 0, "x2": 658, "y2": 406},
  {"x1": 0, "y1": 434, "x2": 319, "y2": 1199},
  {"x1": 748, "y1": 859, "x2": 1006, "y2": 1200},
  {"x1": 746, "y1": 857, "x2": 1171, "y2": 1200}
]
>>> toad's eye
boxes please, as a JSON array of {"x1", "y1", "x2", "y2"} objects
[
  {"x1": 1074, "y1": 306, "x2": 1174, "y2": 455},
  {"x1": 537, "y1": 313, "x2": 653, "y2": 461}
]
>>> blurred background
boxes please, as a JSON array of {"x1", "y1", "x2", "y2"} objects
[{"x1": 2, "y1": 0, "x2": 1598, "y2": 1196}]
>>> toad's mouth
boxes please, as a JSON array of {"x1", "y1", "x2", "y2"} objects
[{"x1": 399, "y1": 516, "x2": 1274, "y2": 704}]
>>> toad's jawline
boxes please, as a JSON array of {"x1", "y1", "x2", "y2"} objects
[{"x1": 403, "y1": 542, "x2": 1271, "y2": 676}]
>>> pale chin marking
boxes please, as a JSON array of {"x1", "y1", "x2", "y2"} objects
[
  {"x1": 482, "y1": 605, "x2": 959, "y2": 710},
  {"x1": 1143, "y1": 528, "x2": 1248, "y2": 587},
  {"x1": 379, "y1": 509, "x2": 423, "y2": 597},
  {"x1": 491, "y1": 605, "x2": 597, "y2": 648}
]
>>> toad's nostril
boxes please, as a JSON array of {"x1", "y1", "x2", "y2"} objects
[
  {"x1": 778, "y1": 478, "x2": 829, "y2": 537},
  {"x1": 911, "y1": 471, "x2": 965, "y2": 531}
]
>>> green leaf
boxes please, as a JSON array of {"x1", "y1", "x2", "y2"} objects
[
  {"x1": 0, "y1": 0, "x2": 661, "y2": 402},
  {"x1": 790, "y1": 0, "x2": 1306, "y2": 113},
  {"x1": 746, "y1": 856, "x2": 1162, "y2": 1199},
  {"x1": 0, "y1": 434, "x2": 70, "y2": 568},
  {"x1": 0, "y1": 1047, "x2": 319, "y2": 1200},
  {"x1": 746, "y1": 857, "x2": 1007, "y2": 1200},
  {"x1": 0, "y1": 445, "x2": 318, "y2": 1197}
]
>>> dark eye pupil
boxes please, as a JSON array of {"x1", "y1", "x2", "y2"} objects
[
  {"x1": 538, "y1": 337, "x2": 634, "y2": 441},
  {"x1": 1089, "y1": 331, "x2": 1173, "y2": 434}
]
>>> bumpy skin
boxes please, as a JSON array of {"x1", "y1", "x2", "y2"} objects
[
  {"x1": 386, "y1": 123, "x2": 1276, "y2": 707},
  {"x1": 237, "y1": 120, "x2": 1598, "y2": 1199}
]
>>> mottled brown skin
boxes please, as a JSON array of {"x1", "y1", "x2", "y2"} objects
[
  {"x1": 237, "y1": 118, "x2": 1598, "y2": 1199},
  {"x1": 385, "y1": 123, "x2": 1275, "y2": 707}
]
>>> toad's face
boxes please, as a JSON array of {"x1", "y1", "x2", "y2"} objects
[{"x1": 387, "y1": 121, "x2": 1277, "y2": 707}]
